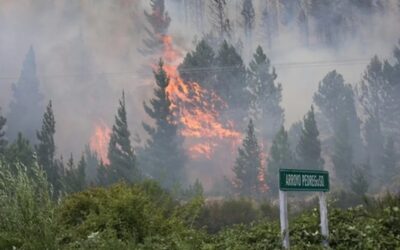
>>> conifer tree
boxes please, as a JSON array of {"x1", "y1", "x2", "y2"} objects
[
  {"x1": 142, "y1": 60, "x2": 186, "y2": 189},
  {"x1": 208, "y1": 0, "x2": 231, "y2": 41},
  {"x1": 364, "y1": 115, "x2": 384, "y2": 179},
  {"x1": 107, "y1": 91, "x2": 138, "y2": 184},
  {"x1": 233, "y1": 119, "x2": 262, "y2": 198},
  {"x1": 267, "y1": 126, "x2": 294, "y2": 197},
  {"x1": 0, "y1": 108, "x2": 7, "y2": 155},
  {"x1": 296, "y1": 106, "x2": 324, "y2": 170},
  {"x1": 178, "y1": 39, "x2": 215, "y2": 85},
  {"x1": 5, "y1": 133, "x2": 35, "y2": 174},
  {"x1": 215, "y1": 41, "x2": 249, "y2": 112},
  {"x1": 332, "y1": 119, "x2": 354, "y2": 187},
  {"x1": 7, "y1": 47, "x2": 44, "y2": 143},
  {"x1": 64, "y1": 154, "x2": 86, "y2": 193},
  {"x1": 97, "y1": 161, "x2": 108, "y2": 187},
  {"x1": 140, "y1": 0, "x2": 171, "y2": 56},
  {"x1": 382, "y1": 137, "x2": 398, "y2": 182},
  {"x1": 248, "y1": 46, "x2": 284, "y2": 140},
  {"x1": 241, "y1": 0, "x2": 255, "y2": 50},
  {"x1": 36, "y1": 101, "x2": 61, "y2": 194},
  {"x1": 314, "y1": 70, "x2": 363, "y2": 161},
  {"x1": 84, "y1": 145, "x2": 99, "y2": 185}
]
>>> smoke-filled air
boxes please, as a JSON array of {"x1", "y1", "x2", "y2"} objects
[{"x1": 0, "y1": 0, "x2": 400, "y2": 248}]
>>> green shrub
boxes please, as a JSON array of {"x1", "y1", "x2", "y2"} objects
[
  {"x1": 56, "y1": 182, "x2": 208, "y2": 249},
  {"x1": 0, "y1": 160, "x2": 57, "y2": 249},
  {"x1": 195, "y1": 198, "x2": 259, "y2": 233}
]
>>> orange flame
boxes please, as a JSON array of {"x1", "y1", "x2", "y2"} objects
[
  {"x1": 89, "y1": 122, "x2": 111, "y2": 165},
  {"x1": 161, "y1": 35, "x2": 241, "y2": 159}
]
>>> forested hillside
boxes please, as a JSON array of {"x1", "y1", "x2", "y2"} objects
[{"x1": 0, "y1": 0, "x2": 399, "y2": 249}]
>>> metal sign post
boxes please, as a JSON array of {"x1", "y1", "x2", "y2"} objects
[{"x1": 279, "y1": 169, "x2": 330, "y2": 249}]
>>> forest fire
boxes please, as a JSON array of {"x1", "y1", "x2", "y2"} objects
[
  {"x1": 89, "y1": 122, "x2": 111, "y2": 164},
  {"x1": 161, "y1": 35, "x2": 241, "y2": 159}
]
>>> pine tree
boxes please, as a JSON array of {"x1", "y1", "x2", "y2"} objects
[
  {"x1": 233, "y1": 119, "x2": 262, "y2": 198},
  {"x1": 7, "y1": 47, "x2": 44, "y2": 143},
  {"x1": 107, "y1": 91, "x2": 138, "y2": 184},
  {"x1": 36, "y1": 101, "x2": 61, "y2": 194},
  {"x1": 296, "y1": 106, "x2": 324, "y2": 170},
  {"x1": 331, "y1": 119, "x2": 354, "y2": 187},
  {"x1": 64, "y1": 154, "x2": 86, "y2": 193},
  {"x1": 140, "y1": 0, "x2": 171, "y2": 56},
  {"x1": 142, "y1": 60, "x2": 186, "y2": 189},
  {"x1": 5, "y1": 133, "x2": 35, "y2": 174},
  {"x1": 314, "y1": 70, "x2": 363, "y2": 162},
  {"x1": 208, "y1": 0, "x2": 231, "y2": 41},
  {"x1": 288, "y1": 121, "x2": 303, "y2": 153},
  {"x1": 267, "y1": 126, "x2": 294, "y2": 197},
  {"x1": 215, "y1": 41, "x2": 249, "y2": 112},
  {"x1": 97, "y1": 161, "x2": 109, "y2": 187},
  {"x1": 84, "y1": 145, "x2": 99, "y2": 185},
  {"x1": 0, "y1": 108, "x2": 7, "y2": 155},
  {"x1": 178, "y1": 39, "x2": 215, "y2": 85},
  {"x1": 260, "y1": 1, "x2": 279, "y2": 50},
  {"x1": 248, "y1": 46, "x2": 284, "y2": 140},
  {"x1": 382, "y1": 137, "x2": 398, "y2": 183},
  {"x1": 364, "y1": 115, "x2": 384, "y2": 181},
  {"x1": 241, "y1": 0, "x2": 255, "y2": 51}
]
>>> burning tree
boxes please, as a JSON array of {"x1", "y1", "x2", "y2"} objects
[
  {"x1": 139, "y1": 0, "x2": 171, "y2": 56},
  {"x1": 142, "y1": 60, "x2": 186, "y2": 189}
]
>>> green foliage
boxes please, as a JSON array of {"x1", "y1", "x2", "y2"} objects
[
  {"x1": 297, "y1": 106, "x2": 324, "y2": 170},
  {"x1": 142, "y1": 60, "x2": 186, "y2": 189},
  {"x1": 233, "y1": 119, "x2": 263, "y2": 198},
  {"x1": 56, "y1": 182, "x2": 207, "y2": 249},
  {"x1": 5, "y1": 133, "x2": 35, "y2": 175},
  {"x1": 179, "y1": 39, "x2": 215, "y2": 85},
  {"x1": 0, "y1": 107, "x2": 7, "y2": 155},
  {"x1": 36, "y1": 100, "x2": 62, "y2": 196},
  {"x1": 267, "y1": 126, "x2": 294, "y2": 197},
  {"x1": 332, "y1": 119, "x2": 354, "y2": 188},
  {"x1": 313, "y1": 70, "x2": 361, "y2": 140},
  {"x1": 107, "y1": 91, "x2": 139, "y2": 184},
  {"x1": 195, "y1": 199, "x2": 259, "y2": 234},
  {"x1": 215, "y1": 40, "x2": 248, "y2": 111},
  {"x1": 0, "y1": 159, "x2": 57, "y2": 249},
  {"x1": 248, "y1": 46, "x2": 283, "y2": 140},
  {"x1": 64, "y1": 154, "x2": 86, "y2": 194}
]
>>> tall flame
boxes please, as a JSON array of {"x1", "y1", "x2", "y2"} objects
[
  {"x1": 89, "y1": 122, "x2": 111, "y2": 164},
  {"x1": 161, "y1": 35, "x2": 241, "y2": 159}
]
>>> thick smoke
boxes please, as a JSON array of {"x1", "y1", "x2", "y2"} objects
[{"x1": 0, "y1": 0, "x2": 399, "y2": 190}]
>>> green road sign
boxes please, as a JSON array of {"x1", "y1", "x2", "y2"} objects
[{"x1": 279, "y1": 169, "x2": 329, "y2": 192}]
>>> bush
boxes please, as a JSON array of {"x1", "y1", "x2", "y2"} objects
[
  {"x1": 195, "y1": 198, "x2": 259, "y2": 233},
  {"x1": 56, "y1": 181, "x2": 208, "y2": 249},
  {"x1": 0, "y1": 160, "x2": 57, "y2": 249}
]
